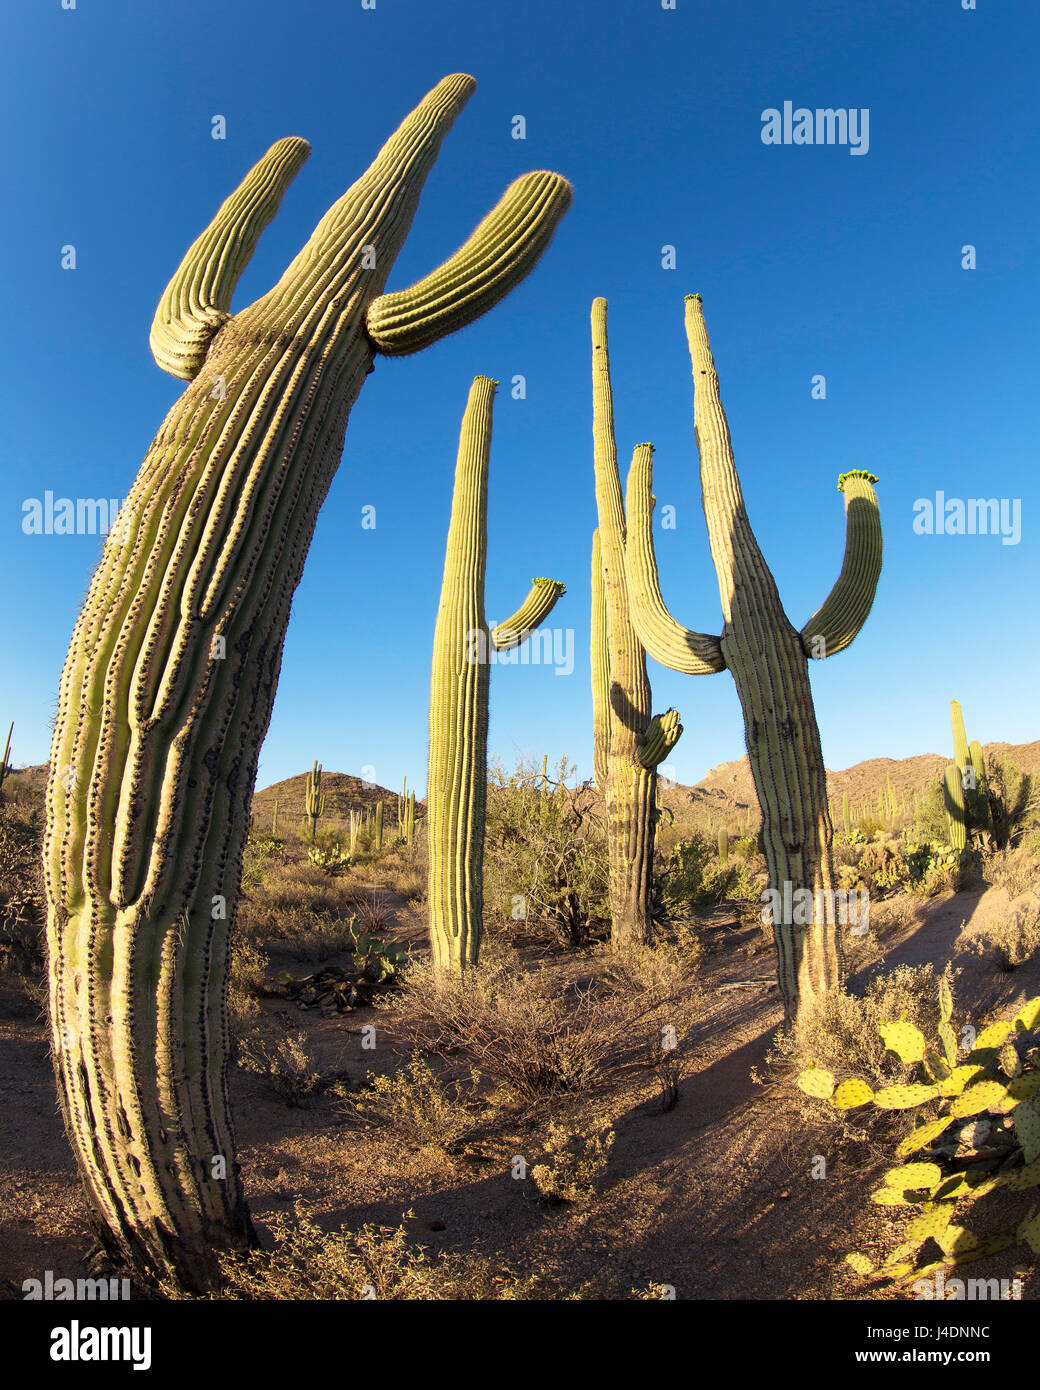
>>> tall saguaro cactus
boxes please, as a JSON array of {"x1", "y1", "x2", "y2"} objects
[
  {"x1": 624, "y1": 295, "x2": 882, "y2": 1017},
  {"x1": 590, "y1": 299, "x2": 682, "y2": 947},
  {"x1": 427, "y1": 376, "x2": 564, "y2": 974},
  {"x1": 43, "y1": 74, "x2": 571, "y2": 1289}
]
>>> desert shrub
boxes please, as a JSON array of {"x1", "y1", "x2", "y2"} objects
[
  {"x1": 343, "y1": 1057, "x2": 477, "y2": 1151},
  {"x1": 987, "y1": 848, "x2": 1040, "y2": 900},
  {"x1": 599, "y1": 939, "x2": 692, "y2": 1000},
  {"x1": 904, "y1": 838, "x2": 963, "y2": 896},
  {"x1": 204, "y1": 1204, "x2": 594, "y2": 1300},
  {"x1": 912, "y1": 780, "x2": 950, "y2": 846},
  {"x1": 240, "y1": 833, "x2": 286, "y2": 892},
  {"x1": 659, "y1": 833, "x2": 762, "y2": 911},
  {"x1": 971, "y1": 898, "x2": 1040, "y2": 971},
  {"x1": 983, "y1": 757, "x2": 1036, "y2": 850},
  {"x1": 0, "y1": 807, "x2": 45, "y2": 977},
  {"x1": 483, "y1": 756, "x2": 608, "y2": 949},
  {"x1": 530, "y1": 1123, "x2": 614, "y2": 1204},
  {"x1": 771, "y1": 963, "x2": 953, "y2": 1092},
  {"x1": 396, "y1": 955, "x2": 634, "y2": 1105},
  {"x1": 237, "y1": 1028, "x2": 346, "y2": 1106},
  {"x1": 228, "y1": 939, "x2": 270, "y2": 1026}
]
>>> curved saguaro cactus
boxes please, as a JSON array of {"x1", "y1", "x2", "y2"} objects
[
  {"x1": 427, "y1": 376, "x2": 564, "y2": 974},
  {"x1": 624, "y1": 295, "x2": 882, "y2": 1017},
  {"x1": 590, "y1": 299, "x2": 682, "y2": 948},
  {"x1": 44, "y1": 74, "x2": 571, "y2": 1289}
]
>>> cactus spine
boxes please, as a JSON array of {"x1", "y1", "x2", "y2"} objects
[
  {"x1": 623, "y1": 295, "x2": 882, "y2": 1018},
  {"x1": 427, "y1": 376, "x2": 564, "y2": 974},
  {"x1": 590, "y1": 299, "x2": 683, "y2": 948},
  {"x1": 42, "y1": 74, "x2": 571, "y2": 1290}
]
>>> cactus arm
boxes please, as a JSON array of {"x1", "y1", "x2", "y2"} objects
[
  {"x1": 799, "y1": 471, "x2": 882, "y2": 659},
  {"x1": 591, "y1": 529, "x2": 610, "y2": 790},
  {"x1": 489, "y1": 577, "x2": 565, "y2": 650},
  {"x1": 623, "y1": 443, "x2": 726, "y2": 675},
  {"x1": 636, "y1": 708, "x2": 682, "y2": 770},
  {"x1": 150, "y1": 138, "x2": 312, "y2": 380},
  {"x1": 951, "y1": 700, "x2": 970, "y2": 772},
  {"x1": 365, "y1": 171, "x2": 572, "y2": 356}
]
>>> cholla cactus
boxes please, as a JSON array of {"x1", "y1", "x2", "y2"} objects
[
  {"x1": 427, "y1": 376, "x2": 564, "y2": 974},
  {"x1": 43, "y1": 74, "x2": 571, "y2": 1290},
  {"x1": 623, "y1": 295, "x2": 882, "y2": 1018},
  {"x1": 797, "y1": 982, "x2": 1040, "y2": 1287},
  {"x1": 590, "y1": 300, "x2": 682, "y2": 947}
]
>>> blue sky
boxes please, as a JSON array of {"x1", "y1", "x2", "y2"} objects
[{"x1": 3, "y1": 0, "x2": 1037, "y2": 798}]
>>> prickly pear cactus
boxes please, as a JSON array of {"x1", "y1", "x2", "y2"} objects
[{"x1": 797, "y1": 981, "x2": 1040, "y2": 1286}]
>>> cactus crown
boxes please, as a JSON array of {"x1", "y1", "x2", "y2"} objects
[
  {"x1": 684, "y1": 293, "x2": 703, "y2": 302},
  {"x1": 837, "y1": 469, "x2": 880, "y2": 491}
]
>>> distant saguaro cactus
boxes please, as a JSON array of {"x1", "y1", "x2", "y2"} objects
[
  {"x1": 43, "y1": 73, "x2": 571, "y2": 1289},
  {"x1": 305, "y1": 761, "x2": 326, "y2": 841},
  {"x1": 427, "y1": 376, "x2": 564, "y2": 974},
  {"x1": 590, "y1": 299, "x2": 682, "y2": 948},
  {"x1": 624, "y1": 295, "x2": 882, "y2": 1018}
]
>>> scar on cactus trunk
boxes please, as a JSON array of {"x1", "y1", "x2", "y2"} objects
[
  {"x1": 590, "y1": 298, "x2": 682, "y2": 949},
  {"x1": 427, "y1": 376, "x2": 564, "y2": 974},
  {"x1": 623, "y1": 294, "x2": 882, "y2": 1018},
  {"x1": 43, "y1": 74, "x2": 571, "y2": 1290}
]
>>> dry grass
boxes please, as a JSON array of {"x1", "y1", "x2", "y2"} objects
[
  {"x1": 393, "y1": 954, "x2": 655, "y2": 1106},
  {"x1": 970, "y1": 897, "x2": 1040, "y2": 971},
  {"x1": 530, "y1": 1123, "x2": 615, "y2": 1204},
  {"x1": 203, "y1": 1204, "x2": 599, "y2": 1301},
  {"x1": 237, "y1": 1028, "x2": 348, "y2": 1107},
  {"x1": 341, "y1": 1056, "x2": 479, "y2": 1152}
]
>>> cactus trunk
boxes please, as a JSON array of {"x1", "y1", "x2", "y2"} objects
[
  {"x1": 42, "y1": 74, "x2": 570, "y2": 1289},
  {"x1": 590, "y1": 300, "x2": 682, "y2": 949}
]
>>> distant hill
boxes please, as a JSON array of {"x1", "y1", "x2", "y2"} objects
[
  {"x1": 251, "y1": 770, "x2": 420, "y2": 831},
  {"x1": 7, "y1": 739, "x2": 1036, "y2": 833},
  {"x1": 660, "y1": 740, "x2": 1040, "y2": 830}
]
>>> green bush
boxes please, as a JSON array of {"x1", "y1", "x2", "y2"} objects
[{"x1": 483, "y1": 755, "x2": 609, "y2": 948}]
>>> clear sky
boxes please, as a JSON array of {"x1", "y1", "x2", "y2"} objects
[{"x1": 3, "y1": 0, "x2": 1037, "y2": 798}]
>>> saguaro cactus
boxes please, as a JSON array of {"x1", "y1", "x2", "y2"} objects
[
  {"x1": 945, "y1": 699, "x2": 990, "y2": 848},
  {"x1": 427, "y1": 376, "x2": 564, "y2": 974},
  {"x1": 43, "y1": 74, "x2": 571, "y2": 1289},
  {"x1": 590, "y1": 300, "x2": 682, "y2": 947},
  {"x1": 305, "y1": 761, "x2": 326, "y2": 841},
  {"x1": 374, "y1": 800, "x2": 384, "y2": 852},
  {"x1": 624, "y1": 295, "x2": 882, "y2": 1017},
  {"x1": 0, "y1": 721, "x2": 12, "y2": 799}
]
